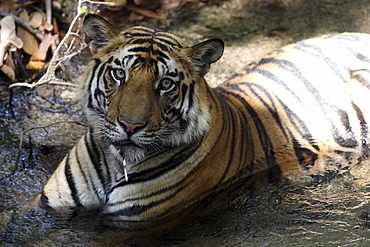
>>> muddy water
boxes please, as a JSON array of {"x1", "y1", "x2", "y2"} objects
[{"x1": 2, "y1": 0, "x2": 370, "y2": 246}]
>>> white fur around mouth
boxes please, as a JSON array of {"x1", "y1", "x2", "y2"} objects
[{"x1": 122, "y1": 159, "x2": 128, "y2": 182}]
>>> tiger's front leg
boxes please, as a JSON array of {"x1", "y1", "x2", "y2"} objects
[{"x1": 31, "y1": 130, "x2": 111, "y2": 214}]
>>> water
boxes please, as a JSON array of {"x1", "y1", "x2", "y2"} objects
[{"x1": 1, "y1": 157, "x2": 370, "y2": 246}]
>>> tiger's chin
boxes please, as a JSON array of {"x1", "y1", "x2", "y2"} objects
[{"x1": 109, "y1": 141, "x2": 147, "y2": 164}]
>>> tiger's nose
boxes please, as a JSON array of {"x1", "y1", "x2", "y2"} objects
[{"x1": 118, "y1": 119, "x2": 145, "y2": 136}]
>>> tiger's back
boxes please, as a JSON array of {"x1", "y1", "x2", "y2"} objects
[
  {"x1": 215, "y1": 33, "x2": 370, "y2": 179},
  {"x1": 33, "y1": 14, "x2": 370, "y2": 224}
]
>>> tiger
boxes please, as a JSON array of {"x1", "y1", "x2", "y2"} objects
[{"x1": 32, "y1": 13, "x2": 370, "y2": 223}]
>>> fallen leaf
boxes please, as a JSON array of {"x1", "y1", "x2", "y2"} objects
[
  {"x1": 17, "y1": 10, "x2": 39, "y2": 55},
  {"x1": 26, "y1": 60, "x2": 44, "y2": 70},
  {"x1": 129, "y1": 11, "x2": 145, "y2": 22},
  {"x1": 0, "y1": 0, "x2": 14, "y2": 11},
  {"x1": 5, "y1": 52, "x2": 15, "y2": 71},
  {"x1": 0, "y1": 15, "x2": 23, "y2": 50},
  {"x1": 127, "y1": 5, "x2": 162, "y2": 19},
  {"x1": 44, "y1": 23, "x2": 53, "y2": 32},
  {"x1": 107, "y1": 0, "x2": 127, "y2": 11},
  {"x1": 0, "y1": 15, "x2": 23, "y2": 81},
  {"x1": 160, "y1": 0, "x2": 184, "y2": 10},
  {"x1": 134, "y1": 0, "x2": 160, "y2": 10},
  {"x1": 52, "y1": 1, "x2": 62, "y2": 10},
  {"x1": 1, "y1": 64, "x2": 15, "y2": 81},
  {"x1": 19, "y1": 8, "x2": 29, "y2": 22},
  {"x1": 29, "y1": 11, "x2": 44, "y2": 29},
  {"x1": 30, "y1": 33, "x2": 52, "y2": 61}
]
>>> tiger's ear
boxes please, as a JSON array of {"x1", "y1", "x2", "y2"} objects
[
  {"x1": 189, "y1": 39, "x2": 224, "y2": 76},
  {"x1": 83, "y1": 14, "x2": 120, "y2": 54}
]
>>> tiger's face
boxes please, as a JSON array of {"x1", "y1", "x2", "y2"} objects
[{"x1": 81, "y1": 15, "x2": 224, "y2": 164}]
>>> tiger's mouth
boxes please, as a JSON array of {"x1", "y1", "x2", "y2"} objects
[
  {"x1": 110, "y1": 138, "x2": 149, "y2": 163},
  {"x1": 111, "y1": 139, "x2": 140, "y2": 152}
]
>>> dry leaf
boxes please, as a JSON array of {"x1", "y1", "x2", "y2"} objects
[
  {"x1": 134, "y1": 0, "x2": 160, "y2": 10},
  {"x1": 17, "y1": 27, "x2": 39, "y2": 55},
  {"x1": 0, "y1": 15, "x2": 22, "y2": 81},
  {"x1": 52, "y1": 1, "x2": 62, "y2": 10},
  {"x1": 1, "y1": 64, "x2": 15, "y2": 81},
  {"x1": 0, "y1": 0, "x2": 14, "y2": 11},
  {"x1": 127, "y1": 5, "x2": 161, "y2": 19},
  {"x1": 129, "y1": 11, "x2": 145, "y2": 22},
  {"x1": 31, "y1": 33, "x2": 52, "y2": 61},
  {"x1": 29, "y1": 11, "x2": 44, "y2": 29},
  {"x1": 107, "y1": 0, "x2": 127, "y2": 11},
  {"x1": 0, "y1": 15, "x2": 23, "y2": 50},
  {"x1": 26, "y1": 61, "x2": 44, "y2": 70},
  {"x1": 160, "y1": 0, "x2": 183, "y2": 10},
  {"x1": 5, "y1": 52, "x2": 15, "y2": 71},
  {"x1": 17, "y1": 10, "x2": 39, "y2": 55},
  {"x1": 44, "y1": 23, "x2": 53, "y2": 32},
  {"x1": 19, "y1": 9, "x2": 30, "y2": 22}
]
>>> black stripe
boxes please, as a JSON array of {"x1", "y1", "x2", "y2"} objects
[
  {"x1": 151, "y1": 48, "x2": 170, "y2": 60},
  {"x1": 240, "y1": 82, "x2": 289, "y2": 140},
  {"x1": 113, "y1": 58, "x2": 122, "y2": 66},
  {"x1": 212, "y1": 98, "x2": 237, "y2": 189},
  {"x1": 188, "y1": 81, "x2": 195, "y2": 111},
  {"x1": 226, "y1": 95, "x2": 254, "y2": 173},
  {"x1": 39, "y1": 192, "x2": 52, "y2": 210},
  {"x1": 356, "y1": 53, "x2": 370, "y2": 63},
  {"x1": 112, "y1": 137, "x2": 204, "y2": 188},
  {"x1": 245, "y1": 58, "x2": 301, "y2": 101},
  {"x1": 89, "y1": 128, "x2": 111, "y2": 194},
  {"x1": 110, "y1": 181, "x2": 191, "y2": 218},
  {"x1": 179, "y1": 84, "x2": 188, "y2": 112},
  {"x1": 157, "y1": 56, "x2": 168, "y2": 65},
  {"x1": 294, "y1": 42, "x2": 346, "y2": 82},
  {"x1": 330, "y1": 105, "x2": 358, "y2": 148},
  {"x1": 74, "y1": 143, "x2": 90, "y2": 188},
  {"x1": 108, "y1": 174, "x2": 192, "y2": 206},
  {"x1": 128, "y1": 38, "x2": 172, "y2": 52},
  {"x1": 83, "y1": 133, "x2": 107, "y2": 201},
  {"x1": 73, "y1": 142, "x2": 104, "y2": 204},
  {"x1": 350, "y1": 69, "x2": 370, "y2": 90},
  {"x1": 352, "y1": 102, "x2": 368, "y2": 151},
  {"x1": 292, "y1": 138, "x2": 318, "y2": 168},
  {"x1": 257, "y1": 57, "x2": 356, "y2": 149},
  {"x1": 88, "y1": 60, "x2": 108, "y2": 115},
  {"x1": 87, "y1": 59, "x2": 101, "y2": 110},
  {"x1": 128, "y1": 46, "x2": 149, "y2": 53},
  {"x1": 64, "y1": 154, "x2": 83, "y2": 207},
  {"x1": 129, "y1": 26, "x2": 156, "y2": 33},
  {"x1": 129, "y1": 38, "x2": 154, "y2": 45},
  {"x1": 215, "y1": 87, "x2": 279, "y2": 174},
  {"x1": 276, "y1": 98, "x2": 319, "y2": 151}
]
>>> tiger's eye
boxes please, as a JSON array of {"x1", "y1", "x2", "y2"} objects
[
  {"x1": 111, "y1": 68, "x2": 125, "y2": 81},
  {"x1": 159, "y1": 78, "x2": 175, "y2": 90}
]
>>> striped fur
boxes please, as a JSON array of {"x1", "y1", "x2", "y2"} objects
[{"x1": 34, "y1": 14, "x2": 370, "y2": 222}]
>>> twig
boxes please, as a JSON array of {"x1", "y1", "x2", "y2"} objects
[
  {"x1": 45, "y1": 0, "x2": 52, "y2": 26},
  {"x1": 9, "y1": 0, "x2": 115, "y2": 89},
  {"x1": 0, "y1": 11, "x2": 44, "y2": 41}
]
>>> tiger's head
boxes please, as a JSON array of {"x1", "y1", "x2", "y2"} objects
[{"x1": 80, "y1": 14, "x2": 224, "y2": 164}]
